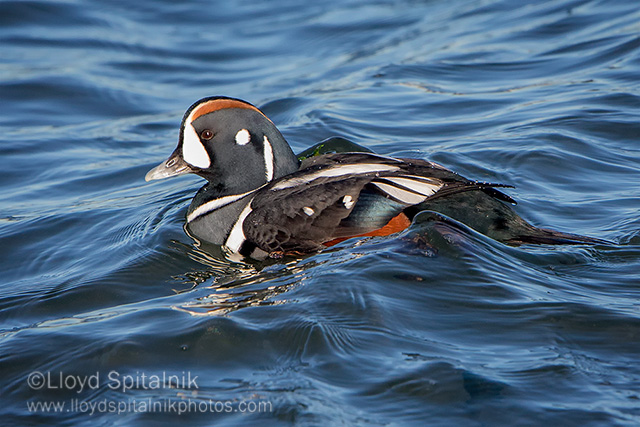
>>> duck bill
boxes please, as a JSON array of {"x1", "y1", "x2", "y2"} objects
[{"x1": 145, "y1": 153, "x2": 194, "y2": 182}]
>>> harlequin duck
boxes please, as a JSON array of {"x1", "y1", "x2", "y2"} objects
[{"x1": 146, "y1": 96, "x2": 604, "y2": 259}]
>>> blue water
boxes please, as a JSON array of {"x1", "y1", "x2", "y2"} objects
[{"x1": 1, "y1": 0, "x2": 640, "y2": 425}]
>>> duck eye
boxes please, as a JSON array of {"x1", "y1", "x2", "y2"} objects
[{"x1": 200, "y1": 129, "x2": 214, "y2": 140}]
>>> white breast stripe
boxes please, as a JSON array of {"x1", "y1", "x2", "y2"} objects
[
  {"x1": 187, "y1": 190, "x2": 255, "y2": 223},
  {"x1": 224, "y1": 199, "x2": 254, "y2": 253},
  {"x1": 372, "y1": 182, "x2": 427, "y2": 205},
  {"x1": 263, "y1": 135, "x2": 274, "y2": 182},
  {"x1": 182, "y1": 124, "x2": 211, "y2": 168},
  {"x1": 381, "y1": 176, "x2": 442, "y2": 197},
  {"x1": 271, "y1": 164, "x2": 400, "y2": 191}
]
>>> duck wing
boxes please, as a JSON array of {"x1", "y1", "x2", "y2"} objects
[{"x1": 242, "y1": 153, "x2": 511, "y2": 254}]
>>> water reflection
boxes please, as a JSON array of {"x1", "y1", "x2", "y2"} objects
[
  {"x1": 169, "y1": 211, "x2": 499, "y2": 317},
  {"x1": 168, "y1": 240, "x2": 318, "y2": 316}
]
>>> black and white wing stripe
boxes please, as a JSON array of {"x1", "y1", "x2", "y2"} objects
[
  {"x1": 370, "y1": 175, "x2": 443, "y2": 205},
  {"x1": 369, "y1": 174, "x2": 514, "y2": 205}
]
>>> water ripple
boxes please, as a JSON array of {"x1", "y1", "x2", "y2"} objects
[{"x1": 1, "y1": 0, "x2": 639, "y2": 425}]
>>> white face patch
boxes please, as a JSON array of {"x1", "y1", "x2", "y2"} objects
[
  {"x1": 235, "y1": 129, "x2": 251, "y2": 145},
  {"x1": 302, "y1": 206, "x2": 314, "y2": 216},
  {"x1": 263, "y1": 135, "x2": 274, "y2": 182},
  {"x1": 182, "y1": 124, "x2": 211, "y2": 168},
  {"x1": 342, "y1": 195, "x2": 355, "y2": 210}
]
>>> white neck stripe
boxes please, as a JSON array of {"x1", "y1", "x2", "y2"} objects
[
  {"x1": 187, "y1": 190, "x2": 255, "y2": 223},
  {"x1": 264, "y1": 135, "x2": 274, "y2": 182}
]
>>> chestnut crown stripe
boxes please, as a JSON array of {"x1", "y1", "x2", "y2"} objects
[{"x1": 186, "y1": 98, "x2": 268, "y2": 123}]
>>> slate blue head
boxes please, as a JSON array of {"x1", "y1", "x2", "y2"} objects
[{"x1": 145, "y1": 96, "x2": 300, "y2": 194}]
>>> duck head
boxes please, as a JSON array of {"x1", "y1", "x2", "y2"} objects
[{"x1": 145, "y1": 96, "x2": 300, "y2": 194}]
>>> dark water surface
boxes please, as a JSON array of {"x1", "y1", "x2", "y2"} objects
[{"x1": 2, "y1": 0, "x2": 640, "y2": 425}]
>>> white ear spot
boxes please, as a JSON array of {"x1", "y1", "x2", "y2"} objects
[
  {"x1": 182, "y1": 124, "x2": 211, "y2": 168},
  {"x1": 343, "y1": 195, "x2": 354, "y2": 209},
  {"x1": 302, "y1": 206, "x2": 314, "y2": 216},
  {"x1": 235, "y1": 129, "x2": 251, "y2": 145}
]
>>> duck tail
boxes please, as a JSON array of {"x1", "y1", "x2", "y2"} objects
[{"x1": 505, "y1": 227, "x2": 611, "y2": 246}]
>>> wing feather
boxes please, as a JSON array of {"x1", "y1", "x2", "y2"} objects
[{"x1": 243, "y1": 152, "x2": 512, "y2": 254}]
